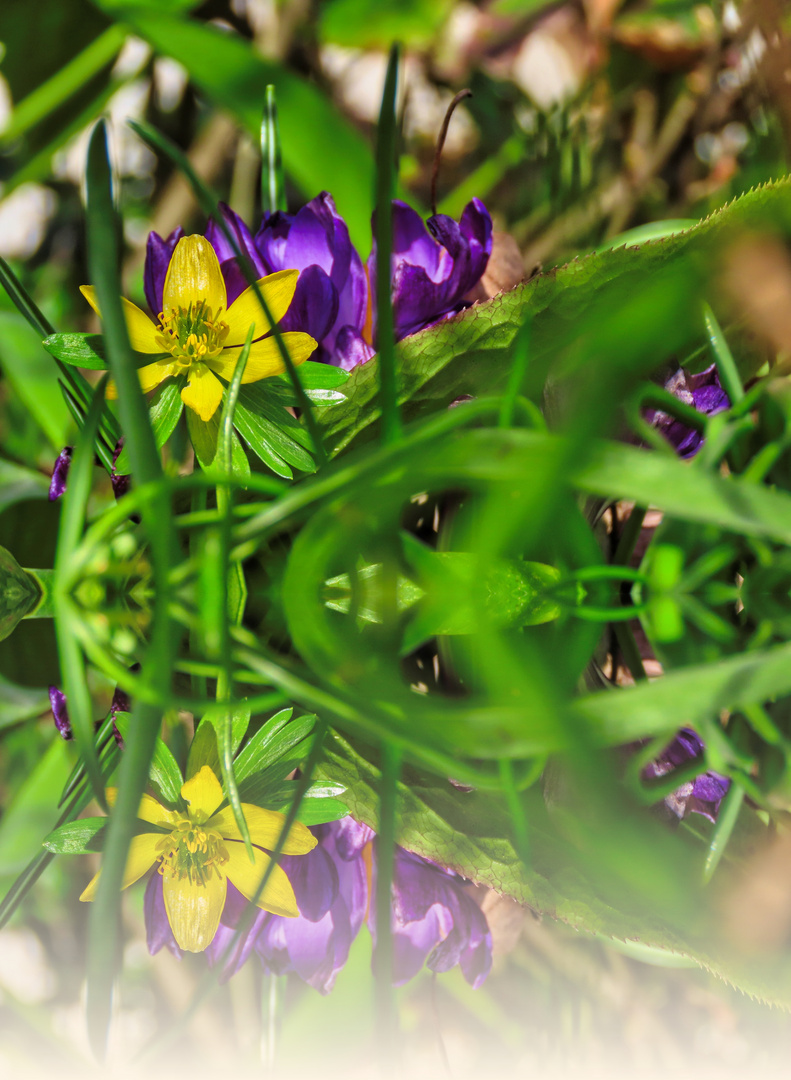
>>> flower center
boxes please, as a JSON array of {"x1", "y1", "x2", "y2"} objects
[
  {"x1": 156, "y1": 813, "x2": 230, "y2": 886},
  {"x1": 155, "y1": 300, "x2": 230, "y2": 368}
]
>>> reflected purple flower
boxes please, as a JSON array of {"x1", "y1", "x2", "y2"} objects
[
  {"x1": 48, "y1": 447, "x2": 73, "y2": 501},
  {"x1": 643, "y1": 727, "x2": 731, "y2": 822},
  {"x1": 369, "y1": 843, "x2": 492, "y2": 988},
  {"x1": 646, "y1": 364, "x2": 729, "y2": 458},
  {"x1": 48, "y1": 685, "x2": 71, "y2": 740},
  {"x1": 142, "y1": 815, "x2": 493, "y2": 993}
]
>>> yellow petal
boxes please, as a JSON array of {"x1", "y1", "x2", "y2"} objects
[
  {"x1": 180, "y1": 364, "x2": 224, "y2": 422},
  {"x1": 79, "y1": 833, "x2": 162, "y2": 902},
  {"x1": 163, "y1": 869, "x2": 226, "y2": 952},
  {"x1": 105, "y1": 788, "x2": 180, "y2": 829},
  {"x1": 211, "y1": 332, "x2": 317, "y2": 384},
  {"x1": 223, "y1": 269, "x2": 298, "y2": 344},
  {"x1": 80, "y1": 286, "x2": 162, "y2": 353},
  {"x1": 162, "y1": 235, "x2": 227, "y2": 314},
  {"x1": 224, "y1": 842, "x2": 299, "y2": 917},
  {"x1": 181, "y1": 765, "x2": 224, "y2": 820},
  {"x1": 209, "y1": 805, "x2": 317, "y2": 855}
]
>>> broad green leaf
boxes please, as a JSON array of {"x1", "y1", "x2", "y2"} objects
[
  {"x1": 313, "y1": 178, "x2": 791, "y2": 457},
  {"x1": 0, "y1": 313, "x2": 72, "y2": 450},
  {"x1": 115, "y1": 380, "x2": 184, "y2": 474},
  {"x1": 42, "y1": 332, "x2": 108, "y2": 370},
  {"x1": 114, "y1": 9, "x2": 375, "y2": 251},
  {"x1": 316, "y1": 730, "x2": 791, "y2": 1006},
  {"x1": 187, "y1": 407, "x2": 250, "y2": 481},
  {"x1": 0, "y1": 458, "x2": 50, "y2": 513},
  {"x1": 0, "y1": 675, "x2": 50, "y2": 731},
  {"x1": 42, "y1": 817, "x2": 107, "y2": 854},
  {"x1": 233, "y1": 708, "x2": 311, "y2": 783},
  {"x1": 113, "y1": 713, "x2": 184, "y2": 805},
  {"x1": 0, "y1": 545, "x2": 42, "y2": 642}
]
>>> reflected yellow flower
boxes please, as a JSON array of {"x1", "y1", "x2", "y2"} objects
[
  {"x1": 80, "y1": 235, "x2": 317, "y2": 422},
  {"x1": 80, "y1": 765, "x2": 317, "y2": 953}
]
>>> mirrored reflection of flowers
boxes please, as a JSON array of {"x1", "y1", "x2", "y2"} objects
[{"x1": 146, "y1": 815, "x2": 493, "y2": 992}]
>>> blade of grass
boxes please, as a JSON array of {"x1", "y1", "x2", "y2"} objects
[
  {"x1": 703, "y1": 302, "x2": 744, "y2": 405},
  {"x1": 261, "y1": 84, "x2": 286, "y2": 216},
  {"x1": 84, "y1": 119, "x2": 175, "y2": 1059},
  {"x1": 498, "y1": 318, "x2": 531, "y2": 429},
  {"x1": 214, "y1": 325, "x2": 255, "y2": 859},
  {"x1": 53, "y1": 376, "x2": 110, "y2": 811},
  {"x1": 374, "y1": 45, "x2": 401, "y2": 447},
  {"x1": 0, "y1": 26, "x2": 126, "y2": 144},
  {"x1": 374, "y1": 741, "x2": 401, "y2": 1073}
]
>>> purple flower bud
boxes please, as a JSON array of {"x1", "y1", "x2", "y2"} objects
[
  {"x1": 645, "y1": 364, "x2": 729, "y2": 458},
  {"x1": 49, "y1": 447, "x2": 73, "y2": 501},
  {"x1": 369, "y1": 198, "x2": 493, "y2": 342},
  {"x1": 48, "y1": 686, "x2": 72, "y2": 740},
  {"x1": 643, "y1": 727, "x2": 731, "y2": 822}
]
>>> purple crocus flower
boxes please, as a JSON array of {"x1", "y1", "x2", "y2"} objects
[
  {"x1": 643, "y1": 727, "x2": 731, "y2": 822},
  {"x1": 369, "y1": 841, "x2": 493, "y2": 988},
  {"x1": 645, "y1": 364, "x2": 729, "y2": 458},
  {"x1": 48, "y1": 685, "x2": 72, "y2": 740},
  {"x1": 370, "y1": 198, "x2": 493, "y2": 343},
  {"x1": 48, "y1": 447, "x2": 73, "y2": 501},
  {"x1": 254, "y1": 192, "x2": 368, "y2": 370}
]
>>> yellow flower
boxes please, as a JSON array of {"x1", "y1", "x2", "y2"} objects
[
  {"x1": 80, "y1": 765, "x2": 317, "y2": 953},
  {"x1": 80, "y1": 235, "x2": 317, "y2": 422}
]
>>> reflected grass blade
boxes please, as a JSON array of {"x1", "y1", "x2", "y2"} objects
[
  {"x1": 84, "y1": 119, "x2": 176, "y2": 1059},
  {"x1": 374, "y1": 45, "x2": 401, "y2": 447},
  {"x1": 374, "y1": 741, "x2": 401, "y2": 1071}
]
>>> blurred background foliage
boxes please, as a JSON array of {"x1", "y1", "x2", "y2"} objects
[{"x1": 2, "y1": 0, "x2": 791, "y2": 1076}]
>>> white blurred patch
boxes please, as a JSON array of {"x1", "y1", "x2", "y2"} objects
[
  {"x1": 153, "y1": 56, "x2": 188, "y2": 113},
  {"x1": 0, "y1": 182, "x2": 56, "y2": 258},
  {"x1": 321, "y1": 47, "x2": 477, "y2": 155},
  {"x1": 511, "y1": 31, "x2": 581, "y2": 111},
  {"x1": 112, "y1": 37, "x2": 151, "y2": 78},
  {"x1": 53, "y1": 80, "x2": 156, "y2": 189},
  {"x1": 0, "y1": 929, "x2": 55, "y2": 1003}
]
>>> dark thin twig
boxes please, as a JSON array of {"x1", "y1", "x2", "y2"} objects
[{"x1": 430, "y1": 89, "x2": 473, "y2": 217}]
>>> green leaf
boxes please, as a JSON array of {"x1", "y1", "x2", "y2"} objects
[
  {"x1": 42, "y1": 817, "x2": 107, "y2": 854},
  {"x1": 233, "y1": 709, "x2": 313, "y2": 784},
  {"x1": 115, "y1": 380, "x2": 184, "y2": 474},
  {"x1": 42, "y1": 332, "x2": 108, "y2": 370},
  {"x1": 319, "y1": 0, "x2": 454, "y2": 48},
  {"x1": 0, "y1": 675, "x2": 51, "y2": 731},
  {"x1": 0, "y1": 313, "x2": 72, "y2": 450},
  {"x1": 187, "y1": 407, "x2": 250, "y2": 481},
  {"x1": 0, "y1": 458, "x2": 50, "y2": 513},
  {"x1": 113, "y1": 713, "x2": 184, "y2": 805},
  {"x1": 186, "y1": 717, "x2": 221, "y2": 781},
  {"x1": 0, "y1": 546, "x2": 42, "y2": 642},
  {"x1": 234, "y1": 390, "x2": 315, "y2": 477},
  {"x1": 115, "y1": 9, "x2": 375, "y2": 252}
]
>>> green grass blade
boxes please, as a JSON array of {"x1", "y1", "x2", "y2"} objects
[
  {"x1": 84, "y1": 118, "x2": 176, "y2": 1059},
  {"x1": 374, "y1": 741, "x2": 401, "y2": 1068},
  {"x1": 261, "y1": 84, "x2": 286, "y2": 216},
  {"x1": 53, "y1": 376, "x2": 111, "y2": 810},
  {"x1": 374, "y1": 44, "x2": 401, "y2": 447},
  {"x1": 703, "y1": 302, "x2": 744, "y2": 405},
  {"x1": 0, "y1": 25, "x2": 126, "y2": 143}
]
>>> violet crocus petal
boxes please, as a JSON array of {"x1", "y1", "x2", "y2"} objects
[
  {"x1": 144, "y1": 227, "x2": 184, "y2": 314},
  {"x1": 333, "y1": 326, "x2": 375, "y2": 372},
  {"x1": 48, "y1": 686, "x2": 71, "y2": 740},
  {"x1": 254, "y1": 210, "x2": 293, "y2": 271},
  {"x1": 254, "y1": 820, "x2": 370, "y2": 994},
  {"x1": 330, "y1": 246, "x2": 368, "y2": 356},
  {"x1": 205, "y1": 204, "x2": 267, "y2": 305},
  {"x1": 49, "y1": 447, "x2": 73, "y2": 501},
  {"x1": 369, "y1": 845, "x2": 493, "y2": 988},
  {"x1": 278, "y1": 264, "x2": 339, "y2": 344},
  {"x1": 373, "y1": 199, "x2": 493, "y2": 340},
  {"x1": 144, "y1": 873, "x2": 182, "y2": 959},
  {"x1": 333, "y1": 816, "x2": 375, "y2": 860},
  {"x1": 648, "y1": 364, "x2": 730, "y2": 459},
  {"x1": 206, "y1": 915, "x2": 264, "y2": 984}
]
